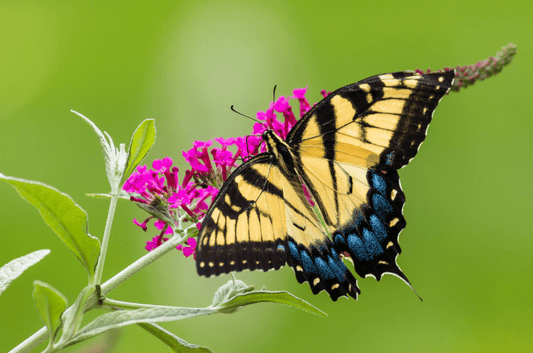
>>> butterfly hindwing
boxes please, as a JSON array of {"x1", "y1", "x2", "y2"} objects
[{"x1": 331, "y1": 168, "x2": 408, "y2": 281}]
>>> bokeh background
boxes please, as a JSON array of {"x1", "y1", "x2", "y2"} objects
[{"x1": 1, "y1": 1, "x2": 531, "y2": 352}]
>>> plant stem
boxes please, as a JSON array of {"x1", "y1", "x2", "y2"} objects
[
  {"x1": 93, "y1": 192, "x2": 119, "y2": 285},
  {"x1": 8, "y1": 228, "x2": 193, "y2": 353},
  {"x1": 8, "y1": 327, "x2": 48, "y2": 353},
  {"x1": 100, "y1": 230, "x2": 190, "y2": 296}
]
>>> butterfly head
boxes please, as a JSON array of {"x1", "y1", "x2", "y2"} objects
[{"x1": 261, "y1": 129, "x2": 297, "y2": 175}]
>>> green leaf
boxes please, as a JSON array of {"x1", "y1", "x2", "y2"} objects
[
  {"x1": 209, "y1": 279, "x2": 324, "y2": 316},
  {"x1": 71, "y1": 110, "x2": 116, "y2": 186},
  {"x1": 211, "y1": 278, "x2": 254, "y2": 307},
  {"x1": 218, "y1": 290, "x2": 327, "y2": 317},
  {"x1": 67, "y1": 306, "x2": 220, "y2": 346},
  {"x1": 64, "y1": 279, "x2": 323, "y2": 348},
  {"x1": 60, "y1": 285, "x2": 96, "y2": 343},
  {"x1": 33, "y1": 280, "x2": 68, "y2": 345},
  {"x1": 71, "y1": 110, "x2": 128, "y2": 194},
  {"x1": 0, "y1": 249, "x2": 50, "y2": 297},
  {"x1": 122, "y1": 119, "x2": 156, "y2": 184},
  {"x1": 0, "y1": 174, "x2": 100, "y2": 280},
  {"x1": 139, "y1": 323, "x2": 213, "y2": 353}
]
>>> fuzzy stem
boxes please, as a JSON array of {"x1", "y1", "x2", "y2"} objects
[
  {"x1": 99, "y1": 230, "x2": 191, "y2": 295},
  {"x1": 8, "y1": 228, "x2": 194, "y2": 353},
  {"x1": 94, "y1": 193, "x2": 119, "y2": 285}
]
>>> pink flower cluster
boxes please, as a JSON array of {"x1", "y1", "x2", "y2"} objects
[
  {"x1": 124, "y1": 86, "x2": 320, "y2": 257},
  {"x1": 123, "y1": 156, "x2": 218, "y2": 257},
  {"x1": 416, "y1": 43, "x2": 517, "y2": 92}
]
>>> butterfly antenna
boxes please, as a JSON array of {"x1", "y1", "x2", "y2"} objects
[
  {"x1": 230, "y1": 105, "x2": 262, "y2": 124},
  {"x1": 267, "y1": 85, "x2": 277, "y2": 130},
  {"x1": 244, "y1": 134, "x2": 264, "y2": 158}
]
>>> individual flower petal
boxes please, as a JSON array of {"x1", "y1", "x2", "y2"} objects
[
  {"x1": 152, "y1": 157, "x2": 173, "y2": 172},
  {"x1": 153, "y1": 219, "x2": 173, "y2": 234},
  {"x1": 215, "y1": 137, "x2": 236, "y2": 149},
  {"x1": 193, "y1": 140, "x2": 213, "y2": 149},
  {"x1": 168, "y1": 189, "x2": 192, "y2": 208},
  {"x1": 273, "y1": 96, "x2": 290, "y2": 112},
  {"x1": 182, "y1": 246, "x2": 195, "y2": 258},
  {"x1": 181, "y1": 237, "x2": 197, "y2": 259},
  {"x1": 187, "y1": 237, "x2": 197, "y2": 247}
]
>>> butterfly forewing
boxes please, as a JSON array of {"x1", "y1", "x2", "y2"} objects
[{"x1": 197, "y1": 155, "x2": 288, "y2": 275}]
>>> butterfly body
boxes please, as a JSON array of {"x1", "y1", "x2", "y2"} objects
[
  {"x1": 262, "y1": 129, "x2": 297, "y2": 176},
  {"x1": 196, "y1": 70, "x2": 455, "y2": 300}
]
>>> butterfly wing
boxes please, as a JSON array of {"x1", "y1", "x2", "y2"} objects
[
  {"x1": 196, "y1": 154, "x2": 287, "y2": 275},
  {"x1": 196, "y1": 154, "x2": 360, "y2": 300},
  {"x1": 288, "y1": 71, "x2": 454, "y2": 283}
]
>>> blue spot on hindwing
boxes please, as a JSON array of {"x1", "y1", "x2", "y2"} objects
[
  {"x1": 369, "y1": 214, "x2": 388, "y2": 242},
  {"x1": 330, "y1": 247, "x2": 340, "y2": 259},
  {"x1": 327, "y1": 249, "x2": 348, "y2": 281},
  {"x1": 348, "y1": 233, "x2": 369, "y2": 261},
  {"x1": 362, "y1": 228, "x2": 384, "y2": 258},
  {"x1": 288, "y1": 241, "x2": 300, "y2": 261},
  {"x1": 372, "y1": 193, "x2": 394, "y2": 220},
  {"x1": 300, "y1": 250, "x2": 317, "y2": 275},
  {"x1": 315, "y1": 257, "x2": 334, "y2": 280},
  {"x1": 371, "y1": 172, "x2": 387, "y2": 195},
  {"x1": 335, "y1": 233, "x2": 347, "y2": 246},
  {"x1": 385, "y1": 152, "x2": 394, "y2": 166},
  {"x1": 277, "y1": 244, "x2": 285, "y2": 252}
]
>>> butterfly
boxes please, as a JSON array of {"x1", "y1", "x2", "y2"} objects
[{"x1": 196, "y1": 70, "x2": 455, "y2": 300}]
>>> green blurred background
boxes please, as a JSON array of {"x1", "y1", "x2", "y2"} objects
[{"x1": 1, "y1": 1, "x2": 531, "y2": 352}]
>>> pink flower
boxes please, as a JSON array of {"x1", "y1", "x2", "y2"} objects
[
  {"x1": 182, "y1": 147, "x2": 209, "y2": 174},
  {"x1": 291, "y1": 86, "x2": 311, "y2": 117},
  {"x1": 154, "y1": 219, "x2": 173, "y2": 234},
  {"x1": 146, "y1": 235, "x2": 169, "y2": 251},
  {"x1": 133, "y1": 217, "x2": 150, "y2": 231},
  {"x1": 123, "y1": 157, "x2": 217, "y2": 242},
  {"x1": 416, "y1": 43, "x2": 516, "y2": 92},
  {"x1": 177, "y1": 237, "x2": 197, "y2": 259},
  {"x1": 273, "y1": 96, "x2": 298, "y2": 138}
]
